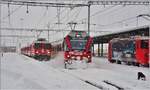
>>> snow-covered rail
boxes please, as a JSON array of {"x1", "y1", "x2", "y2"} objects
[
  {"x1": 103, "y1": 80, "x2": 125, "y2": 90},
  {"x1": 84, "y1": 80, "x2": 108, "y2": 90},
  {"x1": 57, "y1": 69, "x2": 120, "y2": 90}
]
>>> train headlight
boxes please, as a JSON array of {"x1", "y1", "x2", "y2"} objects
[
  {"x1": 36, "y1": 51, "x2": 39, "y2": 54},
  {"x1": 48, "y1": 51, "x2": 50, "y2": 54},
  {"x1": 67, "y1": 55, "x2": 70, "y2": 58},
  {"x1": 84, "y1": 52, "x2": 86, "y2": 55},
  {"x1": 87, "y1": 55, "x2": 90, "y2": 58}
]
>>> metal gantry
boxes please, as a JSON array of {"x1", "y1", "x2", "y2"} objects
[
  {"x1": 0, "y1": 0, "x2": 88, "y2": 7},
  {"x1": 0, "y1": 35, "x2": 35, "y2": 38},
  {"x1": 1, "y1": 0, "x2": 150, "y2": 38},
  {"x1": 1, "y1": 27, "x2": 110, "y2": 33},
  {"x1": 88, "y1": 0, "x2": 150, "y2": 5}
]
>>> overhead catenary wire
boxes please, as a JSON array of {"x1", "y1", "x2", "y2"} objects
[
  {"x1": 50, "y1": 1, "x2": 120, "y2": 41},
  {"x1": 2, "y1": 5, "x2": 22, "y2": 20},
  {"x1": 37, "y1": 0, "x2": 76, "y2": 39},
  {"x1": 36, "y1": 7, "x2": 49, "y2": 28},
  {"x1": 77, "y1": 5, "x2": 123, "y2": 24},
  {"x1": 1, "y1": 0, "x2": 149, "y2": 42},
  {"x1": 45, "y1": 0, "x2": 75, "y2": 29},
  {"x1": 47, "y1": 1, "x2": 86, "y2": 42},
  {"x1": 101, "y1": 16, "x2": 140, "y2": 27}
]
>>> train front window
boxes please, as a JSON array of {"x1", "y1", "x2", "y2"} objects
[
  {"x1": 70, "y1": 40, "x2": 87, "y2": 50},
  {"x1": 34, "y1": 43, "x2": 41, "y2": 49},
  {"x1": 141, "y1": 40, "x2": 148, "y2": 49},
  {"x1": 45, "y1": 44, "x2": 51, "y2": 49}
]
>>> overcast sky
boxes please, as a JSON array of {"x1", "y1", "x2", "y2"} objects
[{"x1": 1, "y1": 0, "x2": 150, "y2": 47}]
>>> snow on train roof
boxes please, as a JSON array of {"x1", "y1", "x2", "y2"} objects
[
  {"x1": 33, "y1": 38, "x2": 50, "y2": 43},
  {"x1": 110, "y1": 36, "x2": 150, "y2": 42},
  {"x1": 115, "y1": 25, "x2": 149, "y2": 34},
  {"x1": 68, "y1": 30, "x2": 88, "y2": 37},
  {"x1": 96, "y1": 25, "x2": 149, "y2": 36}
]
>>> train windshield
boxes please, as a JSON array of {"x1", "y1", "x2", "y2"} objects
[
  {"x1": 34, "y1": 43, "x2": 41, "y2": 49},
  {"x1": 44, "y1": 43, "x2": 51, "y2": 49},
  {"x1": 70, "y1": 40, "x2": 87, "y2": 50},
  {"x1": 141, "y1": 40, "x2": 148, "y2": 49},
  {"x1": 34, "y1": 43, "x2": 51, "y2": 49}
]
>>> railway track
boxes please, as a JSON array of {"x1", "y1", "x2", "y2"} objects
[{"x1": 58, "y1": 68, "x2": 129, "y2": 90}]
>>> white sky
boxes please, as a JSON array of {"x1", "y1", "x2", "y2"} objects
[{"x1": 1, "y1": 0, "x2": 150, "y2": 47}]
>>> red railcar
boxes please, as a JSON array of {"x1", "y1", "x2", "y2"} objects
[
  {"x1": 21, "y1": 38, "x2": 53, "y2": 61},
  {"x1": 108, "y1": 36, "x2": 149, "y2": 67},
  {"x1": 63, "y1": 30, "x2": 93, "y2": 68}
]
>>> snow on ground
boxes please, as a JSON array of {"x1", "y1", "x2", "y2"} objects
[
  {"x1": 44, "y1": 52, "x2": 150, "y2": 90},
  {"x1": 1, "y1": 52, "x2": 150, "y2": 90},
  {"x1": 0, "y1": 53, "x2": 99, "y2": 90}
]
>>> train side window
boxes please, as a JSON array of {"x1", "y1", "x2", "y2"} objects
[{"x1": 141, "y1": 40, "x2": 148, "y2": 49}]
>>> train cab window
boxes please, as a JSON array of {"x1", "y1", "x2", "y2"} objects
[
  {"x1": 45, "y1": 44, "x2": 52, "y2": 49},
  {"x1": 70, "y1": 40, "x2": 87, "y2": 50},
  {"x1": 34, "y1": 43, "x2": 41, "y2": 49},
  {"x1": 141, "y1": 40, "x2": 148, "y2": 49}
]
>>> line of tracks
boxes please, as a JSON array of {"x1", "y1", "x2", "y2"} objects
[{"x1": 58, "y1": 68, "x2": 128, "y2": 90}]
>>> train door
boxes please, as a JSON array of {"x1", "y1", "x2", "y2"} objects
[{"x1": 135, "y1": 39, "x2": 149, "y2": 66}]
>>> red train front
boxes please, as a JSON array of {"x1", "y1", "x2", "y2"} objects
[
  {"x1": 21, "y1": 38, "x2": 52, "y2": 61},
  {"x1": 63, "y1": 30, "x2": 93, "y2": 68},
  {"x1": 31, "y1": 39, "x2": 52, "y2": 60}
]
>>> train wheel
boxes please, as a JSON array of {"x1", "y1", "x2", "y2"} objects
[
  {"x1": 143, "y1": 64, "x2": 149, "y2": 67},
  {"x1": 64, "y1": 62, "x2": 67, "y2": 69},
  {"x1": 126, "y1": 62, "x2": 132, "y2": 65},
  {"x1": 132, "y1": 62, "x2": 136, "y2": 66},
  {"x1": 109, "y1": 60, "x2": 115, "y2": 63},
  {"x1": 49, "y1": 56, "x2": 51, "y2": 60},
  {"x1": 87, "y1": 59, "x2": 91, "y2": 63},
  {"x1": 116, "y1": 60, "x2": 121, "y2": 64},
  {"x1": 135, "y1": 62, "x2": 140, "y2": 67},
  {"x1": 34, "y1": 56, "x2": 37, "y2": 59}
]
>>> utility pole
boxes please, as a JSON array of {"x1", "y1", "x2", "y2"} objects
[
  {"x1": 136, "y1": 16, "x2": 139, "y2": 27},
  {"x1": 8, "y1": 3, "x2": 11, "y2": 27},
  {"x1": 0, "y1": 2, "x2": 2, "y2": 58},
  {"x1": 88, "y1": 4, "x2": 91, "y2": 36},
  {"x1": 47, "y1": 23, "x2": 50, "y2": 42}
]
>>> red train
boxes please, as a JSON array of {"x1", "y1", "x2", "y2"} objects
[
  {"x1": 21, "y1": 38, "x2": 54, "y2": 61},
  {"x1": 63, "y1": 30, "x2": 93, "y2": 68},
  {"x1": 108, "y1": 36, "x2": 149, "y2": 67}
]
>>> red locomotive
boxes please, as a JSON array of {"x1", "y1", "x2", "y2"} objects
[
  {"x1": 63, "y1": 30, "x2": 93, "y2": 68},
  {"x1": 21, "y1": 38, "x2": 53, "y2": 61},
  {"x1": 108, "y1": 36, "x2": 149, "y2": 67}
]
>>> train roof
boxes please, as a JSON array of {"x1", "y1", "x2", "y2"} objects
[
  {"x1": 110, "y1": 36, "x2": 150, "y2": 42},
  {"x1": 93, "y1": 25, "x2": 149, "y2": 43},
  {"x1": 100, "y1": 25, "x2": 149, "y2": 36},
  {"x1": 68, "y1": 30, "x2": 89, "y2": 38}
]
